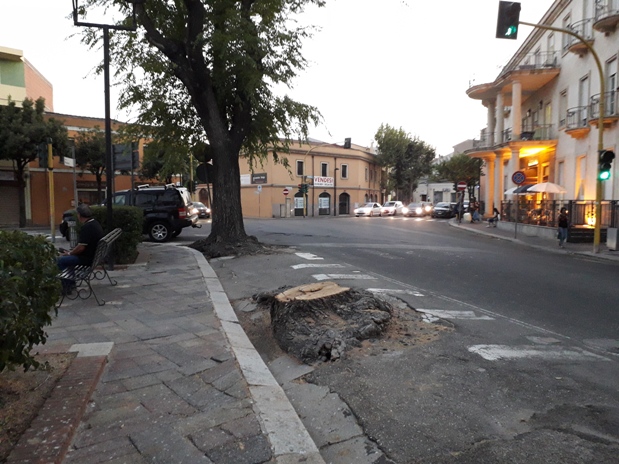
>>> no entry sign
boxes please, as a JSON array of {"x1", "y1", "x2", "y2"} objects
[
  {"x1": 457, "y1": 181, "x2": 467, "y2": 191},
  {"x1": 283, "y1": 187, "x2": 290, "y2": 196}
]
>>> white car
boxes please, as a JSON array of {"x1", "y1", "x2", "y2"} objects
[
  {"x1": 380, "y1": 201, "x2": 404, "y2": 216},
  {"x1": 354, "y1": 202, "x2": 382, "y2": 217}
]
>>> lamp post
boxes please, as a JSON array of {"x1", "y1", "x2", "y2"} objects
[{"x1": 72, "y1": 0, "x2": 138, "y2": 236}]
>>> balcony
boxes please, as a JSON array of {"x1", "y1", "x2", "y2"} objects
[
  {"x1": 467, "y1": 52, "x2": 560, "y2": 104},
  {"x1": 594, "y1": 1, "x2": 619, "y2": 33},
  {"x1": 565, "y1": 106, "x2": 590, "y2": 139},
  {"x1": 589, "y1": 91, "x2": 619, "y2": 127},
  {"x1": 565, "y1": 19, "x2": 595, "y2": 55}
]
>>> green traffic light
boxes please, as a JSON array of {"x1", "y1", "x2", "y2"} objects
[
  {"x1": 599, "y1": 170, "x2": 611, "y2": 181},
  {"x1": 505, "y1": 26, "x2": 518, "y2": 37}
]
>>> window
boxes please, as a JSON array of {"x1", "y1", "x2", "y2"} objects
[
  {"x1": 365, "y1": 167, "x2": 368, "y2": 181},
  {"x1": 559, "y1": 90, "x2": 567, "y2": 127},
  {"x1": 321, "y1": 162, "x2": 328, "y2": 177},
  {"x1": 341, "y1": 164, "x2": 348, "y2": 179},
  {"x1": 606, "y1": 57, "x2": 617, "y2": 115},
  {"x1": 557, "y1": 161, "x2": 565, "y2": 187},
  {"x1": 296, "y1": 160, "x2": 304, "y2": 176},
  {"x1": 562, "y1": 14, "x2": 571, "y2": 51}
]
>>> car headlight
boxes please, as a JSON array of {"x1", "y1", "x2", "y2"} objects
[
  {"x1": 425, "y1": 205, "x2": 432, "y2": 212},
  {"x1": 415, "y1": 207, "x2": 422, "y2": 214},
  {"x1": 402, "y1": 208, "x2": 409, "y2": 214}
]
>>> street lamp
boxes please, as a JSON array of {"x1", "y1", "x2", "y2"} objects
[{"x1": 72, "y1": 0, "x2": 138, "y2": 237}]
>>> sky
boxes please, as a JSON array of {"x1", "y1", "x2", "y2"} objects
[{"x1": 1, "y1": 0, "x2": 555, "y2": 156}]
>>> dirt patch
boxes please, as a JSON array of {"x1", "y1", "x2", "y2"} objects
[
  {"x1": 0, "y1": 352, "x2": 76, "y2": 461},
  {"x1": 190, "y1": 235, "x2": 288, "y2": 259},
  {"x1": 235, "y1": 286, "x2": 452, "y2": 366}
]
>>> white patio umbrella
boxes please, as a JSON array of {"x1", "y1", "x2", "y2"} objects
[{"x1": 528, "y1": 182, "x2": 567, "y2": 193}]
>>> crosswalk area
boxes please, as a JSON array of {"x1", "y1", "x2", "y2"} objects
[{"x1": 292, "y1": 251, "x2": 614, "y2": 363}]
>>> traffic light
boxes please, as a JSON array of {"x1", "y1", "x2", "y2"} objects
[
  {"x1": 303, "y1": 184, "x2": 309, "y2": 194},
  {"x1": 298, "y1": 184, "x2": 304, "y2": 195},
  {"x1": 496, "y1": 1, "x2": 521, "y2": 40},
  {"x1": 599, "y1": 150, "x2": 615, "y2": 181}
]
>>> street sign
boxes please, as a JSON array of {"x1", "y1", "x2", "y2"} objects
[
  {"x1": 457, "y1": 181, "x2": 467, "y2": 191},
  {"x1": 257, "y1": 185, "x2": 262, "y2": 193},
  {"x1": 512, "y1": 171, "x2": 526, "y2": 185},
  {"x1": 283, "y1": 187, "x2": 290, "y2": 196}
]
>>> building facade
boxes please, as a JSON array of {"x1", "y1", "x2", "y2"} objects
[
  {"x1": 237, "y1": 141, "x2": 383, "y2": 218},
  {"x1": 466, "y1": 0, "x2": 619, "y2": 227}
]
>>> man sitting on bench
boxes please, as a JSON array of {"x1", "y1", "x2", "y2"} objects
[{"x1": 57, "y1": 204, "x2": 104, "y2": 295}]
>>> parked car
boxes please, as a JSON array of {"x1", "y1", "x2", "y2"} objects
[
  {"x1": 107, "y1": 184, "x2": 200, "y2": 242},
  {"x1": 380, "y1": 201, "x2": 404, "y2": 216},
  {"x1": 192, "y1": 201, "x2": 211, "y2": 219},
  {"x1": 403, "y1": 203, "x2": 426, "y2": 217},
  {"x1": 421, "y1": 202, "x2": 433, "y2": 215},
  {"x1": 431, "y1": 202, "x2": 456, "y2": 218},
  {"x1": 354, "y1": 202, "x2": 382, "y2": 217}
]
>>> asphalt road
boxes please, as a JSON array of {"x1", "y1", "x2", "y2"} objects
[{"x1": 182, "y1": 216, "x2": 619, "y2": 463}]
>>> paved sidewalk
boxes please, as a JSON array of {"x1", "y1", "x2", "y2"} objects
[
  {"x1": 8, "y1": 242, "x2": 323, "y2": 464},
  {"x1": 451, "y1": 219, "x2": 619, "y2": 262}
]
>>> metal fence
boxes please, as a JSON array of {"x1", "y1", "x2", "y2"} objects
[{"x1": 499, "y1": 200, "x2": 619, "y2": 228}]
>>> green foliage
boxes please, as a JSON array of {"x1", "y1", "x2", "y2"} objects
[
  {"x1": 90, "y1": 206, "x2": 143, "y2": 264},
  {"x1": 77, "y1": 0, "x2": 325, "y2": 243},
  {"x1": 433, "y1": 153, "x2": 485, "y2": 199},
  {"x1": 0, "y1": 97, "x2": 69, "y2": 226},
  {"x1": 74, "y1": 127, "x2": 107, "y2": 203},
  {"x1": 374, "y1": 124, "x2": 436, "y2": 202},
  {"x1": 0, "y1": 231, "x2": 60, "y2": 373}
]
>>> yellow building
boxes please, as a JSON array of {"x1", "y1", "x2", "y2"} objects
[{"x1": 236, "y1": 140, "x2": 383, "y2": 218}]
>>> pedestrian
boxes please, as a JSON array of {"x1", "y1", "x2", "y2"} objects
[
  {"x1": 557, "y1": 207, "x2": 569, "y2": 248},
  {"x1": 487, "y1": 207, "x2": 500, "y2": 227},
  {"x1": 471, "y1": 200, "x2": 481, "y2": 223},
  {"x1": 57, "y1": 204, "x2": 104, "y2": 295}
]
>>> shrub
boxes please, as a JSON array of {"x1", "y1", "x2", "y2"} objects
[
  {"x1": 92, "y1": 206, "x2": 143, "y2": 264},
  {"x1": 0, "y1": 231, "x2": 60, "y2": 372},
  {"x1": 71, "y1": 206, "x2": 143, "y2": 264}
]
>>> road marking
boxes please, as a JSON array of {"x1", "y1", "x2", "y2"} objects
[
  {"x1": 417, "y1": 309, "x2": 494, "y2": 320},
  {"x1": 468, "y1": 345, "x2": 610, "y2": 362},
  {"x1": 291, "y1": 263, "x2": 345, "y2": 270},
  {"x1": 368, "y1": 288, "x2": 424, "y2": 297},
  {"x1": 295, "y1": 252, "x2": 323, "y2": 260},
  {"x1": 313, "y1": 273, "x2": 377, "y2": 281}
]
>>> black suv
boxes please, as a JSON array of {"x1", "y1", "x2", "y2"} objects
[{"x1": 110, "y1": 184, "x2": 200, "y2": 242}]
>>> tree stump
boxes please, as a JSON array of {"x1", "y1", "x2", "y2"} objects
[{"x1": 267, "y1": 282, "x2": 393, "y2": 364}]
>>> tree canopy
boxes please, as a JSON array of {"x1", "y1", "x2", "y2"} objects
[
  {"x1": 374, "y1": 123, "x2": 436, "y2": 203},
  {"x1": 432, "y1": 153, "x2": 484, "y2": 201},
  {"x1": 78, "y1": 0, "x2": 324, "y2": 247},
  {"x1": 74, "y1": 127, "x2": 107, "y2": 203},
  {"x1": 0, "y1": 97, "x2": 68, "y2": 226}
]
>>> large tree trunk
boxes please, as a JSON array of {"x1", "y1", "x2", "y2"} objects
[{"x1": 209, "y1": 145, "x2": 248, "y2": 243}]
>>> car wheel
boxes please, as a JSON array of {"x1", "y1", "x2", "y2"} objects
[{"x1": 149, "y1": 221, "x2": 172, "y2": 242}]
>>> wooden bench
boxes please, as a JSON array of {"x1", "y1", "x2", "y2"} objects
[{"x1": 58, "y1": 228, "x2": 122, "y2": 306}]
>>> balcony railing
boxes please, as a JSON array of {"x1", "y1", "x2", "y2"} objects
[
  {"x1": 590, "y1": 91, "x2": 619, "y2": 118},
  {"x1": 595, "y1": 0, "x2": 619, "y2": 22},
  {"x1": 565, "y1": 18, "x2": 595, "y2": 51},
  {"x1": 566, "y1": 106, "x2": 588, "y2": 129},
  {"x1": 501, "y1": 51, "x2": 560, "y2": 75},
  {"x1": 468, "y1": 125, "x2": 556, "y2": 151},
  {"x1": 594, "y1": 0, "x2": 619, "y2": 32}
]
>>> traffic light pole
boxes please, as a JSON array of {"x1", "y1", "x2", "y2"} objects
[{"x1": 519, "y1": 21, "x2": 605, "y2": 253}]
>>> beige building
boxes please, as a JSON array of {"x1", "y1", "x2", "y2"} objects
[
  {"x1": 465, "y1": 0, "x2": 619, "y2": 231},
  {"x1": 237, "y1": 140, "x2": 383, "y2": 218}
]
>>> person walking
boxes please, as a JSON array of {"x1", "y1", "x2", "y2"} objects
[
  {"x1": 57, "y1": 204, "x2": 104, "y2": 295},
  {"x1": 557, "y1": 207, "x2": 569, "y2": 248}
]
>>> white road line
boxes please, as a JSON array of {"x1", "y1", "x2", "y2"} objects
[
  {"x1": 417, "y1": 309, "x2": 494, "y2": 320},
  {"x1": 295, "y1": 252, "x2": 323, "y2": 260},
  {"x1": 368, "y1": 288, "x2": 425, "y2": 297},
  {"x1": 468, "y1": 345, "x2": 610, "y2": 362},
  {"x1": 313, "y1": 273, "x2": 377, "y2": 281},
  {"x1": 291, "y1": 263, "x2": 345, "y2": 270}
]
